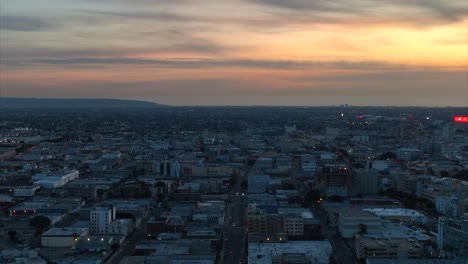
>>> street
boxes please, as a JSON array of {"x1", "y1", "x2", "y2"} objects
[
  {"x1": 222, "y1": 167, "x2": 247, "y2": 264},
  {"x1": 292, "y1": 156, "x2": 356, "y2": 264},
  {"x1": 311, "y1": 207, "x2": 356, "y2": 264},
  {"x1": 106, "y1": 219, "x2": 148, "y2": 264}
]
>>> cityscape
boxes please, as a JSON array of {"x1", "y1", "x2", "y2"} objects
[
  {"x1": 1, "y1": 0, "x2": 468, "y2": 263},
  {"x1": 0, "y1": 105, "x2": 467, "y2": 264}
]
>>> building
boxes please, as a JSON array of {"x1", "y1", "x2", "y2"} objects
[
  {"x1": 155, "y1": 161, "x2": 181, "y2": 178},
  {"x1": 266, "y1": 214, "x2": 284, "y2": 234},
  {"x1": 147, "y1": 217, "x2": 167, "y2": 233},
  {"x1": 248, "y1": 205, "x2": 267, "y2": 233},
  {"x1": 75, "y1": 235, "x2": 115, "y2": 252},
  {"x1": 435, "y1": 195, "x2": 456, "y2": 215},
  {"x1": 32, "y1": 169, "x2": 79, "y2": 189},
  {"x1": 9, "y1": 201, "x2": 49, "y2": 216},
  {"x1": 438, "y1": 217, "x2": 468, "y2": 259},
  {"x1": 108, "y1": 219, "x2": 134, "y2": 235},
  {"x1": 317, "y1": 166, "x2": 354, "y2": 197},
  {"x1": 248, "y1": 241, "x2": 332, "y2": 264},
  {"x1": 355, "y1": 235, "x2": 424, "y2": 259},
  {"x1": 366, "y1": 259, "x2": 467, "y2": 264},
  {"x1": 353, "y1": 169, "x2": 379, "y2": 195},
  {"x1": 283, "y1": 213, "x2": 304, "y2": 237},
  {"x1": 338, "y1": 211, "x2": 382, "y2": 238},
  {"x1": 66, "y1": 185, "x2": 98, "y2": 198},
  {"x1": 41, "y1": 228, "x2": 89, "y2": 248},
  {"x1": 397, "y1": 148, "x2": 421, "y2": 161},
  {"x1": 362, "y1": 208, "x2": 427, "y2": 224},
  {"x1": 303, "y1": 217, "x2": 322, "y2": 240},
  {"x1": 166, "y1": 217, "x2": 186, "y2": 233},
  {"x1": 90, "y1": 206, "x2": 116, "y2": 234},
  {"x1": 14, "y1": 186, "x2": 40, "y2": 197}
]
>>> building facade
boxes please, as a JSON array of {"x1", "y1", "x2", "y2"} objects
[{"x1": 90, "y1": 206, "x2": 115, "y2": 234}]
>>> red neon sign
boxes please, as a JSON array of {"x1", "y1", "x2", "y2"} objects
[{"x1": 454, "y1": 116, "x2": 468, "y2": 123}]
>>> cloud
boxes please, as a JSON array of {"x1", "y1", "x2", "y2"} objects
[
  {"x1": 248, "y1": 0, "x2": 466, "y2": 25},
  {"x1": 80, "y1": 10, "x2": 197, "y2": 23},
  {"x1": 0, "y1": 15, "x2": 54, "y2": 31},
  {"x1": 17, "y1": 57, "x2": 411, "y2": 71},
  {"x1": 0, "y1": 27, "x2": 233, "y2": 61}
]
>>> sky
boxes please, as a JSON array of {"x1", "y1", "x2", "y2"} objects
[{"x1": 0, "y1": 0, "x2": 467, "y2": 106}]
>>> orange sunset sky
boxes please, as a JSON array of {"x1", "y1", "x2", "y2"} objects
[{"x1": 0, "y1": 0, "x2": 467, "y2": 106}]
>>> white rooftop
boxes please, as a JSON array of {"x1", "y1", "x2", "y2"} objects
[{"x1": 363, "y1": 208, "x2": 425, "y2": 218}]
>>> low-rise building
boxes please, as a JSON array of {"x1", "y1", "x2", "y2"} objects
[
  {"x1": 248, "y1": 205, "x2": 267, "y2": 233},
  {"x1": 438, "y1": 217, "x2": 468, "y2": 259},
  {"x1": 356, "y1": 235, "x2": 424, "y2": 259},
  {"x1": 41, "y1": 228, "x2": 89, "y2": 248},
  {"x1": 363, "y1": 208, "x2": 427, "y2": 224},
  {"x1": 283, "y1": 213, "x2": 304, "y2": 237},
  {"x1": 108, "y1": 218, "x2": 134, "y2": 236},
  {"x1": 248, "y1": 241, "x2": 332, "y2": 264},
  {"x1": 338, "y1": 211, "x2": 382, "y2": 238},
  {"x1": 14, "y1": 186, "x2": 40, "y2": 197}
]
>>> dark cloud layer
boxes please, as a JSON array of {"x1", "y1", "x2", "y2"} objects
[
  {"x1": 0, "y1": 15, "x2": 53, "y2": 31},
  {"x1": 249, "y1": 0, "x2": 466, "y2": 23},
  {"x1": 18, "y1": 57, "x2": 409, "y2": 71}
]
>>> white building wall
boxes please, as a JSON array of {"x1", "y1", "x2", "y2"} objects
[
  {"x1": 435, "y1": 196, "x2": 453, "y2": 215},
  {"x1": 90, "y1": 207, "x2": 114, "y2": 234}
]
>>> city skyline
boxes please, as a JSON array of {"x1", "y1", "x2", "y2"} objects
[{"x1": 1, "y1": 0, "x2": 467, "y2": 106}]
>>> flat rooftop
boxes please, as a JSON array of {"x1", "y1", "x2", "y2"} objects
[
  {"x1": 248, "y1": 241, "x2": 332, "y2": 264},
  {"x1": 340, "y1": 210, "x2": 378, "y2": 218},
  {"x1": 366, "y1": 259, "x2": 467, "y2": 264},
  {"x1": 42, "y1": 228, "x2": 88, "y2": 237},
  {"x1": 363, "y1": 208, "x2": 425, "y2": 218}
]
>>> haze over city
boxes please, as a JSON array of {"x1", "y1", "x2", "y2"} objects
[{"x1": 1, "y1": 0, "x2": 467, "y2": 106}]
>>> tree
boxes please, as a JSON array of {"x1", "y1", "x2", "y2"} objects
[
  {"x1": 155, "y1": 182, "x2": 166, "y2": 188},
  {"x1": 440, "y1": 171, "x2": 449, "y2": 178},
  {"x1": 338, "y1": 149, "x2": 349, "y2": 157},
  {"x1": 8, "y1": 230, "x2": 17, "y2": 239},
  {"x1": 328, "y1": 195, "x2": 344, "y2": 202},
  {"x1": 246, "y1": 159, "x2": 256, "y2": 166},
  {"x1": 30, "y1": 216, "x2": 51, "y2": 237},
  {"x1": 30, "y1": 215, "x2": 51, "y2": 230},
  {"x1": 8, "y1": 230, "x2": 20, "y2": 243},
  {"x1": 157, "y1": 193, "x2": 166, "y2": 202},
  {"x1": 116, "y1": 212, "x2": 136, "y2": 221},
  {"x1": 134, "y1": 189, "x2": 151, "y2": 198},
  {"x1": 358, "y1": 224, "x2": 367, "y2": 235},
  {"x1": 229, "y1": 173, "x2": 237, "y2": 186},
  {"x1": 304, "y1": 189, "x2": 322, "y2": 206},
  {"x1": 454, "y1": 170, "x2": 468, "y2": 181}
]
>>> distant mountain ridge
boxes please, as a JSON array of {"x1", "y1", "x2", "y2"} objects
[{"x1": 0, "y1": 97, "x2": 165, "y2": 108}]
